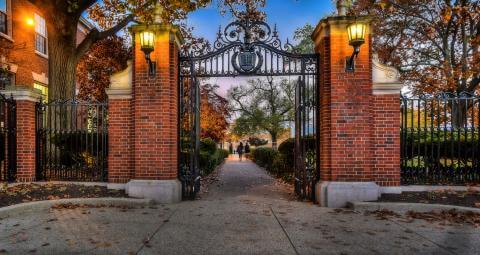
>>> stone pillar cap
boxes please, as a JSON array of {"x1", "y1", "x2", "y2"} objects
[
  {"x1": 0, "y1": 86, "x2": 43, "y2": 102},
  {"x1": 372, "y1": 54, "x2": 404, "y2": 95}
]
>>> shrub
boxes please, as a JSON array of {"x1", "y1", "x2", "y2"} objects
[
  {"x1": 199, "y1": 147, "x2": 229, "y2": 176},
  {"x1": 278, "y1": 138, "x2": 294, "y2": 169},
  {"x1": 45, "y1": 132, "x2": 108, "y2": 168},
  {"x1": 252, "y1": 147, "x2": 278, "y2": 169},
  {"x1": 200, "y1": 138, "x2": 217, "y2": 154}
]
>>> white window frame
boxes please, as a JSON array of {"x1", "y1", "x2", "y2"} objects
[
  {"x1": 0, "y1": 0, "x2": 11, "y2": 38},
  {"x1": 34, "y1": 13, "x2": 48, "y2": 58}
]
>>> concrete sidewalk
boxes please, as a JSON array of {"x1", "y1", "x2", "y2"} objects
[{"x1": 1, "y1": 157, "x2": 479, "y2": 254}]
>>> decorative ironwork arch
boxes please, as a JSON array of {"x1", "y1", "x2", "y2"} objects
[{"x1": 179, "y1": 19, "x2": 319, "y2": 201}]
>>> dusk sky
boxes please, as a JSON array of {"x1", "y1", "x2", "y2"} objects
[
  {"x1": 185, "y1": 0, "x2": 335, "y2": 97},
  {"x1": 187, "y1": 0, "x2": 335, "y2": 43}
]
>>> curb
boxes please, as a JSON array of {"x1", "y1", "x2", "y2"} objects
[
  {"x1": 349, "y1": 202, "x2": 480, "y2": 214},
  {"x1": 0, "y1": 197, "x2": 154, "y2": 218}
]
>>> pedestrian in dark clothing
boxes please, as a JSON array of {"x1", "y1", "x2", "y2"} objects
[
  {"x1": 245, "y1": 143, "x2": 250, "y2": 154},
  {"x1": 229, "y1": 143, "x2": 233, "y2": 154},
  {"x1": 237, "y1": 142, "x2": 244, "y2": 161}
]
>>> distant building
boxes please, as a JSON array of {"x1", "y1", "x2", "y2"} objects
[{"x1": 0, "y1": 0, "x2": 93, "y2": 99}]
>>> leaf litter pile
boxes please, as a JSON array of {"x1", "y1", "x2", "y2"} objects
[
  {"x1": 0, "y1": 183, "x2": 127, "y2": 207},
  {"x1": 378, "y1": 188, "x2": 480, "y2": 208},
  {"x1": 366, "y1": 209, "x2": 480, "y2": 228}
]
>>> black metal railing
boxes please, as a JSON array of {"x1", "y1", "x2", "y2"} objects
[
  {"x1": 36, "y1": 100, "x2": 108, "y2": 181},
  {"x1": 0, "y1": 94, "x2": 16, "y2": 182},
  {"x1": 401, "y1": 92, "x2": 480, "y2": 185}
]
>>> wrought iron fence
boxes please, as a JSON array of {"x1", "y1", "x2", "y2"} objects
[
  {"x1": 0, "y1": 95, "x2": 16, "y2": 182},
  {"x1": 36, "y1": 100, "x2": 108, "y2": 181},
  {"x1": 401, "y1": 92, "x2": 480, "y2": 185}
]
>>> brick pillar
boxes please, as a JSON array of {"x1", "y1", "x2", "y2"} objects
[
  {"x1": 312, "y1": 16, "x2": 401, "y2": 207},
  {"x1": 1, "y1": 87, "x2": 42, "y2": 182},
  {"x1": 372, "y1": 56, "x2": 402, "y2": 188},
  {"x1": 106, "y1": 62, "x2": 134, "y2": 186},
  {"x1": 125, "y1": 24, "x2": 183, "y2": 203}
]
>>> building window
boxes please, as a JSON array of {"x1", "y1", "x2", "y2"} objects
[
  {"x1": 0, "y1": 69, "x2": 14, "y2": 89},
  {"x1": 0, "y1": 0, "x2": 7, "y2": 35},
  {"x1": 35, "y1": 14, "x2": 47, "y2": 55},
  {"x1": 34, "y1": 82, "x2": 48, "y2": 102}
]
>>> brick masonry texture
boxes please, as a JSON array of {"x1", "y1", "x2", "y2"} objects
[
  {"x1": 108, "y1": 99, "x2": 134, "y2": 183},
  {"x1": 372, "y1": 94, "x2": 401, "y2": 186},
  {"x1": 314, "y1": 17, "x2": 400, "y2": 186},
  {"x1": 131, "y1": 29, "x2": 179, "y2": 180},
  {"x1": 15, "y1": 100, "x2": 36, "y2": 182},
  {"x1": 3, "y1": 0, "x2": 48, "y2": 87},
  {"x1": 0, "y1": 0, "x2": 89, "y2": 88}
]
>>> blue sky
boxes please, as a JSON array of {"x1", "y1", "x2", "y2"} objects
[{"x1": 186, "y1": 0, "x2": 335, "y2": 44}]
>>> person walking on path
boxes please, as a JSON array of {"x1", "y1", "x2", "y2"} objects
[
  {"x1": 245, "y1": 143, "x2": 250, "y2": 154},
  {"x1": 237, "y1": 142, "x2": 244, "y2": 161}
]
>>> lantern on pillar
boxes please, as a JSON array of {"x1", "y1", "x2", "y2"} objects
[
  {"x1": 139, "y1": 30, "x2": 156, "y2": 76},
  {"x1": 345, "y1": 21, "x2": 366, "y2": 72}
]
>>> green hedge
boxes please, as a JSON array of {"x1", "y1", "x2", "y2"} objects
[
  {"x1": 252, "y1": 147, "x2": 278, "y2": 170},
  {"x1": 251, "y1": 138, "x2": 314, "y2": 183},
  {"x1": 199, "y1": 138, "x2": 228, "y2": 176}
]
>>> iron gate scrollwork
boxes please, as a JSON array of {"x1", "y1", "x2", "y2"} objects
[{"x1": 179, "y1": 17, "x2": 319, "y2": 200}]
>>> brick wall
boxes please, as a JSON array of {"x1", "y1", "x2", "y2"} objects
[
  {"x1": 315, "y1": 17, "x2": 374, "y2": 183},
  {"x1": 8, "y1": 0, "x2": 48, "y2": 87},
  {"x1": 1, "y1": 0, "x2": 89, "y2": 88},
  {"x1": 313, "y1": 16, "x2": 401, "y2": 187},
  {"x1": 15, "y1": 100, "x2": 36, "y2": 182},
  {"x1": 372, "y1": 94, "x2": 401, "y2": 186},
  {"x1": 108, "y1": 99, "x2": 134, "y2": 183},
  {"x1": 132, "y1": 27, "x2": 180, "y2": 180}
]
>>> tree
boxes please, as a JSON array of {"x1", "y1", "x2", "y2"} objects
[
  {"x1": 248, "y1": 136, "x2": 268, "y2": 146},
  {"x1": 218, "y1": 0, "x2": 266, "y2": 22},
  {"x1": 200, "y1": 84, "x2": 231, "y2": 142},
  {"x1": 228, "y1": 78, "x2": 295, "y2": 149},
  {"x1": 29, "y1": 0, "x2": 209, "y2": 100},
  {"x1": 292, "y1": 23, "x2": 315, "y2": 54},
  {"x1": 351, "y1": 0, "x2": 480, "y2": 94},
  {"x1": 76, "y1": 36, "x2": 130, "y2": 101}
]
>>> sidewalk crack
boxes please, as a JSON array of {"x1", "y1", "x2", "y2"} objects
[
  {"x1": 135, "y1": 207, "x2": 178, "y2": 254},
  {"x1": 270, "y1": 206, "x2": 299, "y2": 255}
]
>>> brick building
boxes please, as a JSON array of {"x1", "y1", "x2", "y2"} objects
[{"x1": 0, "y1": 0, "x2": 92, "y2": 98}]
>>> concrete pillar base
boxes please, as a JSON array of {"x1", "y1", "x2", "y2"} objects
[
  {"x1": 315, "y1": 181, "x2": 380, "y2": 208},
  {"x1": 126, "y1": 180, "x2": 182, "y2": 204}
]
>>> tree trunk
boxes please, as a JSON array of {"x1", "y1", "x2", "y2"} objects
[
  {"x1": 271, "y1": 132, "x2": 278, "y2": 150},
  {"x1": 46, "y1": 10, "x2": 79, "y2": 100},
  {"x1": 48, "y1": 42, "x2": 77, "y2": 100}
]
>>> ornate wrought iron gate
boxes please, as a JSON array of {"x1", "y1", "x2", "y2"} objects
[
  {"x1": 0, "y1": 95, "x2": 16, "y2": 182},
  {"x1": 179, "y1": 18, "x2": 319, "y2": 200}
]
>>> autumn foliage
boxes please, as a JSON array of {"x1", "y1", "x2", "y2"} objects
[
  {"x1": 352, "y1": 0, "x2": 480, "y2": 94},
  {"x1": 76, "y1": 36, "x2": 130, "y2": 101},
  {"x1": 200, "y1": 84, "x2": 230, "y2": 142}
]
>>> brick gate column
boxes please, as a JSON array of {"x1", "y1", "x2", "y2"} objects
[
  {"x1": 106, "y1": 62, "x2": 134, "y2": 186},
  {"x1": 125, "y1": 23, "x2": 183, "y2": 203},
  {"x1": 312, "y1": 15, "x2": 402, "y2": 207},
  {"x1": 1, "y1": 87, "x2": 42, "y2": 182}
]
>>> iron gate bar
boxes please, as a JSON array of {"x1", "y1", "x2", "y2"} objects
[
  {"x1": 400, "y1": 92, "x2": 480, "y2": 185},
  {"x1": 36, "y1": 100, "x2": 108, "y2": 182},
  {"x1": 0, "y1": 94, "x2": 16, "y2": 182},
  {"x1": 179, "y1": 17, "x2": 319, "y2": 201}
]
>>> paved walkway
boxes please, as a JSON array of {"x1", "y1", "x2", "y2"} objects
[{"x1": 1, "y1": 156, "x2": 479, "y2": 254}]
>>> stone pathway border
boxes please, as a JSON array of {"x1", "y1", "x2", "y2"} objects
[
  {"x1": 350, "y1": 201, "x2": 480, "y2": 214},
  {"x1": 0, "y1": 198, "x2": 153, "y2": 218}
]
